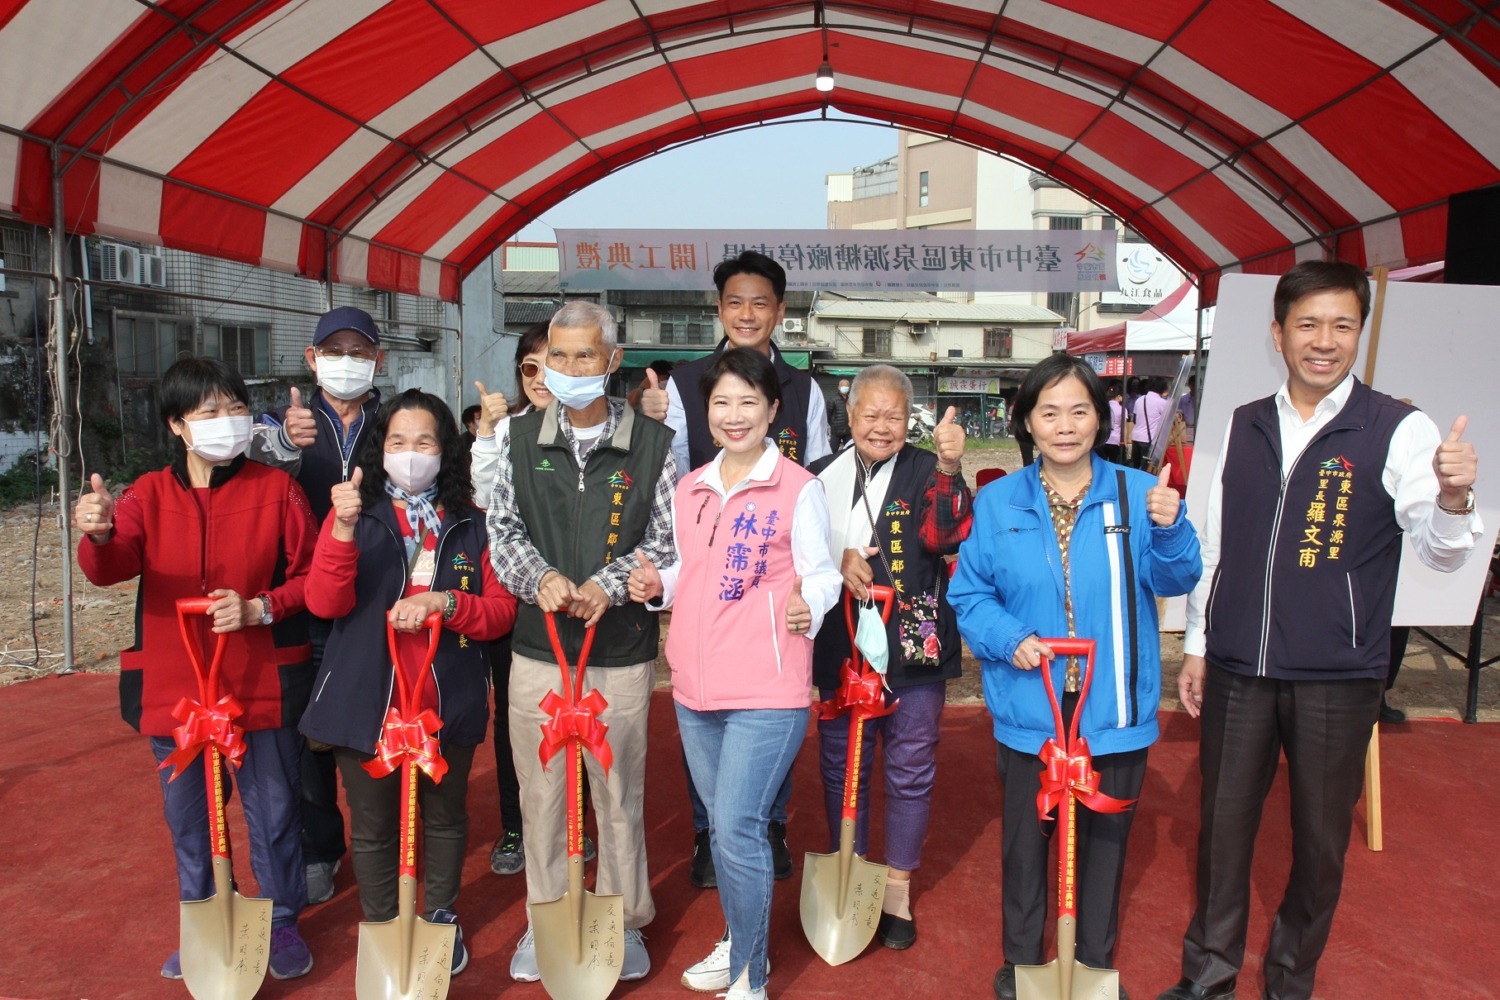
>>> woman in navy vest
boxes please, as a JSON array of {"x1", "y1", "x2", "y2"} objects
[
  {"x1": 302, "y1": 389, "x2": 517, "y2": 978},
  {"x1": 949, "y1": 355, "x2": 1201, "y2": 1000}
]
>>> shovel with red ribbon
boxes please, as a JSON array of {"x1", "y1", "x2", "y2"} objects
[
  {"x1": 801, "y1": 585, "x2": 899, "y2": 966},
  {"x1": 531, "y1": 614, "x2": 622, "y2": 1000},
  {"x1": 163, "y1": 597, "x2": 271, "y2": 1000},
  {"x1": 1016, "y1": 637, "x2": 1135, "y2": 1000},
  {"x1": 354, "y1": 613, "x2": 456, "y2": 1000}
]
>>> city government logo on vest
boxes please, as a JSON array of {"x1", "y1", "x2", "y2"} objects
[{"x1": 535, "y1": 457, "x2": 555, "y2": 472}]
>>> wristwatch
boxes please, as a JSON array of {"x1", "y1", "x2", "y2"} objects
[
  {"x1": 1436, "y1": 489, "x2": 1476, "y2": 516},
  {"x1": 257, "y1": 593, "x2": 275, "y2": 626}
]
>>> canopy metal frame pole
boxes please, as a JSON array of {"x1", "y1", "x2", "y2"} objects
[{"x1": 50, "y1": 144, "x2": 76, "y2": 674}]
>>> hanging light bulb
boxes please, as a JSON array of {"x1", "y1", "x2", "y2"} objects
[{"x1": 815, "y1": 59, "x2": 835, "y2": 92}]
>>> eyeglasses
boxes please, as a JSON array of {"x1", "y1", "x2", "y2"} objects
[
  {"x1": 520, "y1": 361, "x2": 543, "y2": 378},
  {"x1": 316, "y1": 346, "x2": 377, "y2": 361}
]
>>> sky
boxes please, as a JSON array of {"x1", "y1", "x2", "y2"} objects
[{"x1": 514, "y1": 114, "x2": 899, "y2": 240}]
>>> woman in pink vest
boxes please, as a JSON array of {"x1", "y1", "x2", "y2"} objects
[{"x1": 629, "y1": 348, "x2": 841, "y2": 1000}]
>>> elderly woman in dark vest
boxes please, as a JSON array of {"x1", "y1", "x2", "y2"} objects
[{"x1": 808, "y1": 364, "x2": 974, "y2": 950}]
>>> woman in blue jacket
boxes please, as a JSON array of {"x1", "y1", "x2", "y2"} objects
[{"x1": 948, "y1": 355, "x2": 1201, "y2": 1000}]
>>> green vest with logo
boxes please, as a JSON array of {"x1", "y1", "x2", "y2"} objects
[{"x1": 508, "y1": 400, "x2": 671, "y2": 667}]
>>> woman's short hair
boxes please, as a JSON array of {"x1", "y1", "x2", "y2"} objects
[
  {"x1": 159, "y1": 357, "x2": 249, "y2": 430},
  {"x1": 509, "y1": 321, "x2": 551, "y2": 412},
  {"x1": 355, "y1": 389, "x2": 473, "y2": 512},
  {"x1": 848, "y1": 364, "x2": 913, "y2": 415},
  {"x1": 698, "y1": 347, "x2": 782, "y2": 412},
  {"x1": 1010, "y1": 354, "x2": 1110, "y2": 450}
]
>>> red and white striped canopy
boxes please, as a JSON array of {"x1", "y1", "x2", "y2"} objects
[{"x1": 2, "y1": 1, "x2": 1496, "y2": 302}]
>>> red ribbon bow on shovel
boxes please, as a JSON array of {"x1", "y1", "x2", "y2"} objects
[
  {"x1": 539, "y1": 688, "x2": 614, "y2": 776},
  {"x1": 364, "y1": 706, "x2": 448, "y2": 782},
  {"x1": 817, "y1": 659, "x2": 898, "y2": 721},
  {"x1": 159, "y1": 693, "x2": 247, "y2": 779},
  {"x1": 1032, "y1": 637, "x2": 1138, "y2": 824}
]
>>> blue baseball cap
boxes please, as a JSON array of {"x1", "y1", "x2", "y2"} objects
[{"x1": 313, "y1": 305, "x2": 380, "y2": 346}]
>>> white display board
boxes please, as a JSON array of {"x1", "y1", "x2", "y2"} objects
[{"x1": 1166, "y1": 273, "x2": 1498, "y2": 629}]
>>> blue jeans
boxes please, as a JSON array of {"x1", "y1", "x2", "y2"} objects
[
  {"x1": 686, "y1": 749, "x2": 793, "y2": 831},
  {"x1": 675, "y1": 703, "x2": 807, "y2": 991},
  {"x1": 151, "y1": 727, "x2": 307, "y2": 928}
]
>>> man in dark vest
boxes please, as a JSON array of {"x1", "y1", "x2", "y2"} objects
[
  {"x1": 641, "y1": 250, "x2": 831, "y2": 888},
  {"x1": 487, "y1": 300, "x2": 677, "y2": 984},
  {"x1": 828, "y1": 378, "x2": 852, "y2": 452},
  {"x1": 250, "y1": 304, "x2": 387, "y2": 906},
  {"x1": 1158, "y1": 261, "x2": 1482, "y2": 1000}
]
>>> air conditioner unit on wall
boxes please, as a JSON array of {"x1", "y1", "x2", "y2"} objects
[
  {"x1": 909, "y1": 322, "x2": 929, "y2": 337},
  {"x1": 782, "y1": 318, "x2": 805, "y2": 334},
  {"x1": 98, "y1": 242, "x2": 141, "y2": 285},
  {"x1": 141, "y1": 247, "x2": 166, "y2": 288}
]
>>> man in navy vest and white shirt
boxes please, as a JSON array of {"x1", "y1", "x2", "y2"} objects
[
  {"x1": 641, "y1": 250, "x2": 831, "y2": 889},
  {"x1": 1158, "y1": 261, "x2": 1482, "y2": 1000}
]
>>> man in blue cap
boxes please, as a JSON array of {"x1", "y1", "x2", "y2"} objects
[{"x1": 252, "y1": 304, "x2": 386, "y2": 905}]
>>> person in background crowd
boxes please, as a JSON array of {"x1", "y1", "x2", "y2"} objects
[
  {"x1": 628, "y1": 360, "x2": 676, "y2": 411},
  {"x1": 810, "y1": 365, "x2": 974, "y2": 951},
  {"x1": 1130, "y1": 377, "x2": 1169, "y2": 469},
  {"x1": 1099, "y1": 381, "x2": 1125, "y2": 464},
  {"x1": 640, "y1": 250, "x2": 830, "y2": 888},
  {"x1": 629, "y1": 347, "x2": 841, "y2": 1000},
  {"x1": 77, "y1": 357, "x2": 319, "y2": 982},
  {"x1": 950, "y1": 354, "x2": 1202, "y2": 1000},
  {"x1": 461, "y1": 404, "x2": 481, "y2": 451},
  {"x1": 302, "y1": 389, "x2": 517, "y2": 978},
  {"x1": 468, "y1": 320, "x2": 598, "y2": 876},
  {"x1": 1160, "y1": 261, "x2": 1481, "y2": 1000},
  {"x1": 828, "y1": 378, "x2": 852, "y2": 452},
  {"x1": 489, "y1": 301, "x2": 677, "y2": 984},
  {"x1": 251, "y1": 304, "x2": 387, "y2": 906}
]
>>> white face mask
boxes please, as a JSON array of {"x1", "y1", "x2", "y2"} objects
[
  {"x1": 184, "y1": 414, "x2": 252, "y2": 463},
  {"x1": 854, "y1": 599, "x2": 891, "y2": 675},
  {"x1": 543, "y1": 367, "x2": 609, "y2": 410},
  {"x1": 383, "y1": 450, "x2": 441, "y2": 494},
  {"x1": 316, "y1": 355, "x2": 377, "y2": 401}
]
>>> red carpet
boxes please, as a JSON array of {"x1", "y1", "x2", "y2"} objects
[{"x1": 2, "y1": 674, "x2": 1496, "y2": 999}]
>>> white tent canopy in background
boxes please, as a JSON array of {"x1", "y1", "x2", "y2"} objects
[{"x1": 1066, "y1": 282, "x2": 1213, "y2": 355}]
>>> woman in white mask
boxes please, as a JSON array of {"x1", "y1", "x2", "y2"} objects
[
  {"x1": 73, "y1": 357, "x2": 321, "y2": 981},
  {"x1": 301, "y1": 389, "x2": 518, "y2": 979}
]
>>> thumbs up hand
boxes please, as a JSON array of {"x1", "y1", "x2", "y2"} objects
[
  {"x1": 932, "y1": 405, "x2": 966, "y2": 474},
  {"x1": 640, "y1": 368, "x2": 669, "y2": 422},
  {"x1": 1433, "y1": 415, "x2": 1477, "y2": 510},
  {"x1": 75, "y1": 473, "x2": 115, "y2": 540},
  {"x1": 330, "y1": 466, "x2": 364, "y2": 537},
  {"x1": 1146, "y1": 463, "x2": 1180, "y2": 527},
  {"x1": 627, "y1": 548, "x2": 663, "y2": 604},
  {"x1": 785, "y1": 575, "x2": 812, "y2": 637},
  {"x1": 283, "y1": 386, "x2": 317, "y2": 448},
  {"x1": 474, "y1": 380, "x2": 509, "y2": 437}
]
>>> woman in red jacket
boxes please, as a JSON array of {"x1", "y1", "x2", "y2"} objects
[
  {"x1": 301, "y1": 389, "x2": 517, "y2": 977},
  {"x1": 74, "y1": 357, "x2": 318, "y2": 982}
]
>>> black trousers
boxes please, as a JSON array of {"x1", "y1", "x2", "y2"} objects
[
  {"x1": 1129, "y1": 441, "x2": 1149, "y2": 468},
  {"x1": 996, "y1": 692, "x2": 1148, "y2": 970},
  {"x1": 301, "y1": 616, "x2": 347, "y2": 866},
  {"x1": 336, "y1": 743, "x2": 476, "y2": 922},
  {"x1": 1180, "y1": 665, "x2": 1382, "y2": 1000},
  {"x1": 490, "y1": 635, "x2": 523, "y2": 833}
]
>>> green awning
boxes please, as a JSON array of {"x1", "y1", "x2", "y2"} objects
[
  {"x1": 819, "y1": 365, "x2": 932, "y2": 376},
  {"x1": 619, "y1": 346, "x2": 810, "y2": 370}
]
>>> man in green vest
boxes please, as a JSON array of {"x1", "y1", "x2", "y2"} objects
[{"x1": 486, "y1": 300, "x2": 679, "y2": 984}]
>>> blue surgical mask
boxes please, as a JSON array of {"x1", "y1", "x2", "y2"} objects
[
  {"x1": 854, "y1": 599, "x2": 890, "y2": 675},
  {"x1": 543, "y1": 366, "x2": 609, "y2": 410}
]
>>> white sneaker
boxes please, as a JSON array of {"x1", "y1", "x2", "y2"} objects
[
  {"x1": 682, "y1": 931, "x2": 770, "y2": 993},
  {"x1": 720, "y1": 986, "x2": 768, "y2": 1000},
  {"x1": 621, "y1": 927, "x2": 650, "y2": 981},
  {"x1": 510, "y1": 926, "x2": 539, "y2": 982}
]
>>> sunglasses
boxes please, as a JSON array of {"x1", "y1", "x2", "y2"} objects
[{"x1": 520, "y1": 361, "x2": 543, "y2": 378}]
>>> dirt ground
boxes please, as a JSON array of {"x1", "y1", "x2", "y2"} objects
[{"x1": 6, "y1": 443, "x2": 1498, "y2": 721}]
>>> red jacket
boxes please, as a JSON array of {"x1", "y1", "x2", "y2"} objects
[{"x1": 78, "y1": 457, "x2": 316, "y2": 736}]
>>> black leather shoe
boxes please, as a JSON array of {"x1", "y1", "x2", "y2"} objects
[
  {"x1": 1156, "y1": 976, "x2": 1236, "y2": 1000},
  {"x1": 769, "y1": 821, "x2": 793, "y2": 880},
  {"x1": 876, "y1": 911, "x2": 916, "y2": 950},
  {"x1": 689, "y1": 829, "x2": 717, "y2": 888},
  {"x1": 993, "y1": 963, "x2": 1017, "y2": 1000},
  {"x1": 1379, "y1": 697, "x2": 1406, "y2": 724}
]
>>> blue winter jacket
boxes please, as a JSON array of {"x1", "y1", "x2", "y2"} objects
[{"x1": 949, "y1": 454, "x2": 1202, "y2": 756}]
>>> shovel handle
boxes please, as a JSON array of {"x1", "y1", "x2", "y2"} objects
[
  {"x1": 1036, "y1": 637, "x2": 1096, "y2": 749},
  {"x1": 385, "y1": 612, "x2": 443, "y2": 719},
  {"x1": 175, "y1": 597, "x2": 228, "y2": 707},
  {"x1": 543, "y1": 612, "x2": 596, "y2": 705}
]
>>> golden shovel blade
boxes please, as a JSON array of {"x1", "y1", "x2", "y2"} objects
[
  {"x1": 179, "y1": 855, "x2": 272, "y2": 1000},
  {"x1": 1015, "y1": 919, "x2": 1119, "y2": 1000},
  {"x1": 530, "y1": 885, "x2": 626, "y2": 1000},
  {"x1": 355, "y1": 877, "x2": 455, "y2": 1000},
  {"x1": 798, "y1": 847, "x2": 889, "y2": 967}
]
